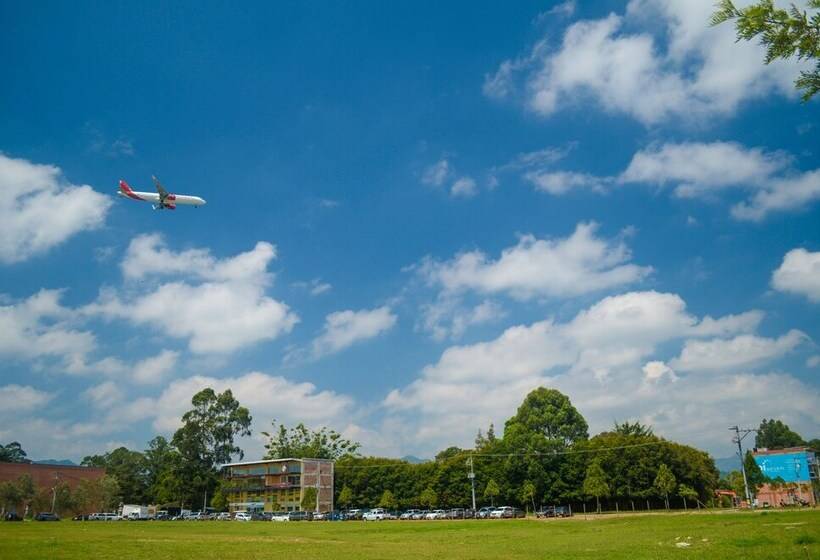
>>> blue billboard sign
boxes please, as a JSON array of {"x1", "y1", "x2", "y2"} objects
[{"x1": 754, "y1": 451, "x2": 813, "y2": 482}]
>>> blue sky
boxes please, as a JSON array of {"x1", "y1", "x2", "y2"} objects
[{"x1": 1, "y1": 0, "x2": 818, "y2": 462}]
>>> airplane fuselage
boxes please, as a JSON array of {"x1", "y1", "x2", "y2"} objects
[{"x1": 117, "y1": 190, "x2": 206, "y2": 206}]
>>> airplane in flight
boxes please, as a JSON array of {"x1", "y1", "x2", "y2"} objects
[{"x1": 118, "y1": 176, "x2": 206, "y2": 210}]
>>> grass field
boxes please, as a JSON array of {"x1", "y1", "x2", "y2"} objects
[{"x1": 1, "y1": 510, "x2": 818, "y2": 559}]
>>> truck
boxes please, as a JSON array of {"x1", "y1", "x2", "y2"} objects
[{"x1": 121, "y1": 505, "x2": 150, "y2": 520}]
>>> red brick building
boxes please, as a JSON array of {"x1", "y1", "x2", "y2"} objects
[{"x1": 0, "y1": 462, "x2": 106, "y2": 515}]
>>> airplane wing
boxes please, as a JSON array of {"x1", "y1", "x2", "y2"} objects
[{"x1": 152, "y1": 175, "x2": 169, "y2": 201}]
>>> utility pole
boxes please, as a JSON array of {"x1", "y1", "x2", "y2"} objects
[
  {"x1": 467, "y1": 456, "x2": 476, "y2": 511},
  {"x1": 729, "y1": 426, "x2": 756, "y2": 508}
]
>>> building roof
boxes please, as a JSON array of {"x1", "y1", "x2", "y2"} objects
[
  {"x1": 753, "y1": 446, "x2": 816, "y2": 456},
  {"x1": 220, "y1": 457, "x2": 334, "y2": 468}
]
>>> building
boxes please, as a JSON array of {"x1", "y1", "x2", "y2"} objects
[
  {"x1": 0, "y1": 462, "x2": 106, "y2": 491},
  {"x1": 221, "y1": 458, "x2": 334, "y2": 513},
  {"x1": 752, "y1": 447, "x2": 819, "y2": 507}
]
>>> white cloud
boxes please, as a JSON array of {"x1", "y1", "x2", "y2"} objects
[
  {"x1": 422, "y1": 159, "x2": 451, "y2": 187},
  {"x1": 808, "y1": 355, "x2": 820, "y2": 368},
  {"x1": 382, "y1": 290, "x2": 817, "y2": 455},
  {"x1": 485, "y1": 0, "x2": 807, "y2": 125},
  {"x1": 772, "y1": 248, "x2": 820, "y2": 303},
  {"x1": 0, "y1": 384, "x2": 54, "y2": 414},
  {"x1": 0, "y1": 289, "x2": 99, "y2": 371},
  {"x1": 418, "y1": 222, "x2": 651, "y2": 300},
  {"x1": 525, "y1": 170, "x2": 605, "y2": 195},
  {"x1": 86, "y1": 235, "x2": 298, "y2": 354},
  {"x1": 450, "y1": 176, "x2": 477, "y2": 198},
  {"x1": 310, "y1": 306, "x2": 397, "y2": 359},
  {"x1": 670, "y1": 330, "x2": 807, "y2": 373},
  {"x1": 620, "y1": 141, "x2": 820, "y2": 220},
  {"x1": 292, "y1": 278, "x2": 332, "y2": 296},
  {"x1": 419, "y1": 296, "x2": 506, "y2": 341},
  {"x1": 83, "y1": 381, "x2": 124, "y2": 409},
  {"x1": 132, "y1": 350, "x2": 179, "y2": 385},
  {"x1": 0, "y1": 153, "x2": 111, "y2": 263}
]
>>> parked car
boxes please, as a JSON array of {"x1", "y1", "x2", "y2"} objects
[
  {"x1": 476, "y1": 507, "x2": 494, "y2": 519},
  {"x1": 489, "y1": 506, "x2": 514, "y2": 519},
  {"x1": 271, "y1": 511, "x2": 290, "y2": 522},
  {"x1": 399, "y1": 509, "x2": 420, "y2": 520},
  {"x1": 35, "y1": 512, "x2": 60, "y2": 521},
  {"x1": 289, "y1": 511, "x2": 313, "y2": 521},
  {"x1": 425, "y1": 509, "x2": 447, "y2": 520},
  {"x1": 4, "y1": 512, "x2": 22, "y2": 521},
  {"x1": 215, "y1": 512, "x2": 232, "y2": 520},
  {"x1": 446, "y1": 508, "x2": 466, "y2": 519},
  {"x1": 463, "y1": 509, "x2": 476, "y2": 519},
  {"x1": 344, "y1": 509, "x2": 364, "y2": 520},
  {"x1": 234, "y1": 512, "x2": 252, "y2": 522},
  {"x1": 536, "y1": 506, "x2": 572, "y2": 518},
  {"x1": 72, "y1": 514, "x2": 92, "y2": 521},
  {"x1": 363, "y1": 508, "x2": 388, "y2": 521},
  {"x1": 411, "y1": 510, "x2": 429, "y2": 520}
]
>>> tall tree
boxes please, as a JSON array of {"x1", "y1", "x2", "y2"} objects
[
  {"x1": 519, "y1": 480, "x2": 537, "y2": 514},
  {"x1": 419, "y1": 486, "x2": 438, "y2": 509},
  {"x1": 613, "y1": 421, "x2": 653, "y2": 437},
  {"x1": 172, "y1": 388, "x2": 252, "y2": 507},
  {"x1": 583, "y1": 461, "x2": 609, "y2": 513},
  {"x1": 744, "y1": 450, "x2": 769, "y2": 497},
  {"x1": 16, "y1": 474, "x2": 36, "y2": 517},
  {"x1": 82, "y1": 447, "x2": 148, "y2": 504},
  {"x1": 337, "y1": 485, "x2": 353, "y2": 510},
  {"x1": 712, "y1": 0, "x2": 820, "y2": 100},
  {"x1": 505, "y1": 388, "x2": 589, "y2": 446},
  {"x1": 144, "y1": 436, "x2": 177, "y2": 501},
  {"x1": 483, "y1": 479, "x2": 500, "y2": 507},
  {"x1": 0, "y1": 481, "x2": 21, "y2": 515},
  {"x1": 678, "y1": 484, "x2": 698, "y2": 510},
  {"x1": 0, "y1": 442, "x2": 30, "y2": 463},
  {"x1": 755, "y1": 418, "x2": 806, "y2": 449},
  {"x1": 377, "y1": 489, "x2": 398, "y2": 510},
  {"x1": 262, "y1": 420, "x2": 359, "y2": 460},
  {"x1": 301, "y1": 487, "x2": 318, "y2": 512},
  {"x1": 654, "y1": 464, "x2": 677, "y2": 510}
]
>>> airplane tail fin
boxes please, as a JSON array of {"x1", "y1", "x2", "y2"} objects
[{"x1": 119, "y1": 179, "x2": 134, "y2": 194}]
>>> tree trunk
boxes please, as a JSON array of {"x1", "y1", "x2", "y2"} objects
[{"x1": 596, "y1": 496, "x2": 600, "y2": 514}]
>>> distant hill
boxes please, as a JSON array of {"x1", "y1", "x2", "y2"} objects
[
  {"x1": 34, "y1": 459, "x2": 78, "y2": 466},
  {"x1": 714, "y1": 456, "x2": 740, "y2": 476},
  {"x1": 401, "y1": 455, "x2": 427, "y2": 464}
]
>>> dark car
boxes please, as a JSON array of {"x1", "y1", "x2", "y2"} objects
[
  {"x1": 511, "y1": 508, "x2": 526, "y2": 519},
  {"x1": 446, "y1": 508, "x2": 466, "y2": 519},
  {"x1": 288, "y1": 511, "x2": 314, "y2": 521},
  {"x1": 35, "y1": 512, "x2": 60, "y2": 521},
  {"x1": 4, "y1": 512, "x2": 23, "y2": 522},
  {"x1": 536, "y1": 506, "x2": 571, "y2": 518},
  {"x1": 72, "y1": 514, "x2": 92, "y2": 521}
]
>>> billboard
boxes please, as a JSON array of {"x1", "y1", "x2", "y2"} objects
[{"x1": 754, "y1": 451, "x2": 813, "y2": 482}]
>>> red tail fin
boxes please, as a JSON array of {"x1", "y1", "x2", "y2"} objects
[{"x1": 119, "y1": 179, "x2": 133, "y2": 194}]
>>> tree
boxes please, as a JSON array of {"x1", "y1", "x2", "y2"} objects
[
  {"x1": 755, "y1": 418, "x2": 806, "y2": 449},
  {"x1": 16, "y1": 474, "x2": 36, "y2": 517},
  {"x1": 262, "y1": 420, "x2": 359, "y2": 460},
  {"x1": 377, "y1": 489, "x2": 398, "y2": 510},
  {"x1": 210, "y1": 480, "x2": 228, "y2": 512},
  {"x1": 519, "y1": 480, "x2": 537, "y2": 514},
  {"x1": 0, "y1": 442, "x2": 30, "y2": 463},
  {"x1": 583, "y1": 461, "x2": 609, "y2": 513},
  {"x1": 678, "y1": 484, "x2": 698, "y2": 510},
  {"x1": 144, "y1": 436, "x2": 177, "y2": 502},
  {"x1": 82, "y1": 447, "x2": 148, "y2": 504},
  {"x1": 419, "y1": 486, "x2": 438, "y2": 509},
  {"x1": 337, "y1": 485, "x2": 353, "y2": 510},
  {"x1": 483, "y1": 479, "x2": 500, "y2": 507},
  {"x1": 712, "y1": 0, "x2": 820, "y2": 100},
  {"x1": 172, "y1": 388, "x2": 252, "y2": 508},
  {"x1": 301, "y1": 487, "x2": 318, "y2": 512},
  {"x1": 0, "y1": 481, "x2": 21, "y2": 515},
  {"x1": 52, "y1": 481, "x2": 74, "y2": 514},
  {"x1": 744, "y1": 450, "x2": 769, "y2": 496},
  {"x1": 654, "y1": 464, "x2": 677, "y2": 510},
  {"x1": 614, "y1": 421, "x2": 653, "y2": 437},
  {"x1": 505, "y1": 388, "x2": 588, "y2": 446}
]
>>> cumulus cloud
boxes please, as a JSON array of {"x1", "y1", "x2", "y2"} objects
[
  {"x1": 417, "y1": 222, "x2": 651, "y2": 300},
  {"x1": 485, "y1": 0, "x2": 807, "y2": 125},
  {"x1": 419, "y1": 296, "x2": 506, "y2": 341},
  {"x1": 0, "y1": 384, "x2": 54, "y2": 413},
  {"x1": 422, "y1": 159, "x2": 451, "y2": 187},
  {"x1": 308, "y1": 306, "x2": 397, "y2": 360},
  {"x1": 670, "y1": 330, "x2": 808, "y2": 373},
  {"x1": 525, "y1": 170, "x2": 605, "y2": 195},
  {"x1": 619, "y1": 141, "x2": 820, "y2": 220},
  {"x1": 450, "y1": 176, "x2": 477, "y2": 198},
  {"x1": 133, "y1": 350, "x2": 179, "y2": 384},
  {"x1": 421, "y1": 158, "x2": 480, "y2": 198},
  {"x1": 86, "y1": 234, "x2": 298, "y2": 354},
  {"x1": 83, "y1": 381, "x2": 124, "y2": 409},
  {"x1": 771, "y1": 248, "x2": 820, "y2": 303},
  {"x1": 0, "y1": 153, "x2": 111, "y2": 263},
  {"x1": 383, "y1": 290, "x2": 816, "y2": 455}
]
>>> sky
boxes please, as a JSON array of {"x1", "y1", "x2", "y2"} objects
[{"x1": 1, "y1": 0, "x2": 818, "y2": 463}]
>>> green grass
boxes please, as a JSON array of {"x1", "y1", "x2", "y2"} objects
[{"x1": 1, "y1": 510, "x2": 818, "y2": 559}]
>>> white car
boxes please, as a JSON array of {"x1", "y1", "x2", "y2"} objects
[
  {"x1": 489, "y1": 507, "x2": 513, "y2": 519},
  {"x1": 234, "y1": 512, "x2": 252, "y2": 522},
  {"x1": 363, "y1": 508, "x2": 388, "y2": 521},
  {"x1": 399, "y1": 509, "x2": 420, "y2": 520},
  {"x1": 425, "y1": 509, "x2": 447, "y2": 520},
  {"x1": 271, "y1": 511, "x2": 290, "y2": 522}
]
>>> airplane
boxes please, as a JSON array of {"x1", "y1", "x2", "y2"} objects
[{"x1": 118, "y1": 175, "x2": 206, "y2": 210}]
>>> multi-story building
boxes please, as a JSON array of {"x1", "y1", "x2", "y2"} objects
[
  {"x1": 221, "y1": 458, "x2": 334, "y2": 513},
  {"x1": 753, "y1": 446, "x2": 819, "y2": 507}
]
